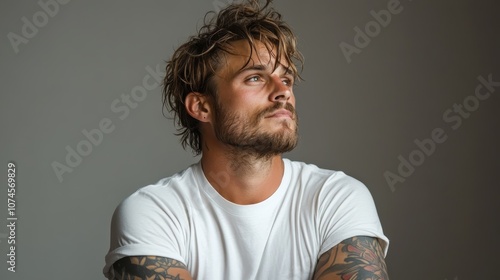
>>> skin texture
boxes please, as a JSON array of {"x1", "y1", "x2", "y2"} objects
[
  {"x1": 202, "y1": 40, "x2": 298, "y2": 160},
  {"x1": 111, "y1": 256, "x2": 192, "y2": 280},
  {"x1": 209, "y1": 40, "x2": 298, "y2": 157},
  {"x1": 313, "y1": 236, "x2": 389, "y2": 280}
]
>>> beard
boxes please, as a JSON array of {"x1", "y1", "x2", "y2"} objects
[{"x1": 213, "y1": 100, "x2": 299, "y2": 158}]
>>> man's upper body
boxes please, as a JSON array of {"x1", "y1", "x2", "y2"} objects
[
  {"x1": 104, "y1": 0, "x2": 390, "y2": 279},
  {"x1": 104, "y1": 159, "x2": 388, "y2": 279}
]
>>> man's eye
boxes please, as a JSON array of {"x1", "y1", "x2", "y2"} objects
[
  {"x1": 282, "y1": 79, "x2": 293, "y2": 86},
  {"x1": 248, "y1": 76, "x2": 260, "y2": 82}
]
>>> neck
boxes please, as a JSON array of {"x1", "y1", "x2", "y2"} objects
[{"x1": 201, "y1": 149, "x2": 285, "y2": 205}]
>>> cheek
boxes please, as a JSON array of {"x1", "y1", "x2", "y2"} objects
[{"x1": 230, "y1": 90, "x2": 263, "y2": 110}]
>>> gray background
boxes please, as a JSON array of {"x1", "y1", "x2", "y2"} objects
[{"x1": 1, "y1": 0, "x2": 498, "y2": 279}]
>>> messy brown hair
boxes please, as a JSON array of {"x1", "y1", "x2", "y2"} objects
[{"x1": 162, "y1": 0, "x2": 304, "y2": 155}]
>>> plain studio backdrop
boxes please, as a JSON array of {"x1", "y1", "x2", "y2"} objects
[{"x1": 0, "y1": 0, "x2": 498, "y2": 279}]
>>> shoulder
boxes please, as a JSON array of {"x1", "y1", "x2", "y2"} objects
[
  {"x1": 120, "y1": 163, "x2": 200, "y2": 207},
  {"x1": 286, "y1": 160, "x2": 390, "y2": 257},
  {"x1": 112, "y1": 163, "x2": 202, "y2": 225},
  {"x1": 285, "y1": 159, "x2": 379, "y2": 227},
  {"x1": 285, "y1": 158, "x2": 369, "y2": 196}
]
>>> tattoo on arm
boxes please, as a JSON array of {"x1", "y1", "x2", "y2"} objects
[
  {"x1": 112, "y1": 256, "x2": 191, "y2": 280},
  {"x1": 313, "y1": 236, "x2": 389, "y2": 280}
]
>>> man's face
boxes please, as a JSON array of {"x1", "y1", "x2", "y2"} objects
[{"x1": 210, "y1": 40, "x2": 298, "y2": 157}]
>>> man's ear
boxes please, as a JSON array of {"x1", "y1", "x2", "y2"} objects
[{"x1": 185, "y1": 92, "x2": 211, "y2": 122}]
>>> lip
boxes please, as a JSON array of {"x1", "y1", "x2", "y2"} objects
[{"x1": 266, "y1": 109, "x2": 293, "y2": 119}]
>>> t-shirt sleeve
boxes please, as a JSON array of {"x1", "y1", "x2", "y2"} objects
[
  {"x1": 317, "y1": 172, "x2": 389, "y2": 258},
  {"x1": 103, "y1": 188, "x2": 188, "y2": 278}
]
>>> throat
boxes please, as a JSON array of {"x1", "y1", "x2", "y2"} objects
[{"x1": 202, "y1": 156, "x2": 284, "y2": 205}]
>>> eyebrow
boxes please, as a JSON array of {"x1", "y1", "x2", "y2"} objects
[
  {"x1": 235, "y1": 63, "x2": 293, "y2": 77},
  {"x1": 238, "y1": 64, "x2": 266, "y2": 74}
]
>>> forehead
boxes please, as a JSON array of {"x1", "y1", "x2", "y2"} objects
[{"x1": 217, "y1": 39, "x2": 288, "y2": 78}]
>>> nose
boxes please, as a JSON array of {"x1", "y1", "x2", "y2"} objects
[{"x1": 269, "y1": 75, "x2": 292, "y2": 102}]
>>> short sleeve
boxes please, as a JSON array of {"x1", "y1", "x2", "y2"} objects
[
  {"x1": 103, "y1": 188, "x2": 188, "y2": 278},
  {"x1": 317, "y1": 172, "x2": 389, "y2": 257}
]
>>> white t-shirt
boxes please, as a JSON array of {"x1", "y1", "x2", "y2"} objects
[{"x1": 103, "y1": 159, "x2": 389, "y2": 279}]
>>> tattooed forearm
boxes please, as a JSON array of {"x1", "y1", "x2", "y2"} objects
[
  {"x1": 112, "y1": 256, "x2": 191, "y2": 280},
  {"x1": 313, "y1": 236, "x2": 389, "y2": 280}
]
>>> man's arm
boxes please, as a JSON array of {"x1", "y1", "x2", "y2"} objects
[
  {"x1": 110, "y1": 256, "x2": 193, "y2": 280},
  {"x1": 312, "y1": 236, "x2": 389, "y2": 280}
]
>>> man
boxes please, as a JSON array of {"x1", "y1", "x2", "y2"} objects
[{"x1": 103, "y1": 1, "x2": 389, "y2": 279}]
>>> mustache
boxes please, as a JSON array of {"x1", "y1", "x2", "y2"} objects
[{"x1": 258, "y1": 102, "x2": 296, "y2": 119}]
